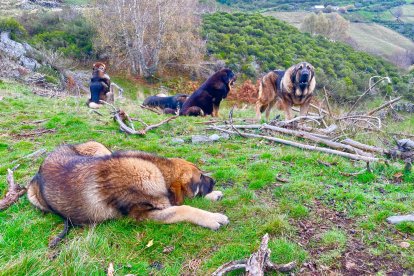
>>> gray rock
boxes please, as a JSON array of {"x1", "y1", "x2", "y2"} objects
[
  {"x1": 0, "y1": 31, "x2": 39, "y2": 71},
  {"x1": 220, "y1": 133, "x2": 230, "y2": 140},
  {"x1": 209, "y1": 134, "x2": 221, "y2": 141},
  {"x1": 386, "y1": 214, "x2": 414, "y2": 224},
  {"x1": 192, "y1": 135, "x2": 212, "y2": 144},
  {"x1": 171, "y1": 138, "x2": 185, "y2": 144}
]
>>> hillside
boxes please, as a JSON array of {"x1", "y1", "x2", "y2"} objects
[
  {"x1": 203, "y1": 12, "x2": 413, "y2": 101},
  {"x1": 264, "y1": 11, "x2": 414, "y2": 66}
]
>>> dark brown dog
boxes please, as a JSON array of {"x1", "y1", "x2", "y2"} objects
[
  {"x1": 180, "y1": 69, "x2": 236, "y2": 117},
  {"x1": 27, "y1": 142, "x2": 228, "y2": 239},
  {"x1": 256, "y1": 62, "x2": 316, "y2": 121},
  {"x1": 88, "y1": 62, "x2": 113, "y2": 109}
]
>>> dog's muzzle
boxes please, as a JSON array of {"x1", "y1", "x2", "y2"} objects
[{"x1": 299, "y1": 70, "x2": 310, "y2": 88}]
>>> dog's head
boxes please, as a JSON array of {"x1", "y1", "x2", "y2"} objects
[
  {"x1": 217, "y1": 68, "x2": 236, "y2": 98},
  {"x1": 291, "y1": 62, "x2": 315, "y2": 90},
  {"x1": 93, "y1": 62, "x2": 106, "y2": 73},
  {"x1": 174, "y1": 94, "x2": 189, "y2": 105},
  {"x1": 170, "y1": 158, "x2": 215, "y2": 204}
]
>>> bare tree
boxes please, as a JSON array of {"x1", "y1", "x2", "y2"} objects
[
  {"x1": 390, "y1": 7, "x2": 404, "y2": 23},
  {"x1": 301, "y1": 13, "x2": 350, "y2": 41},
  {"x1": 92, "y1": 0, "x2": 205, "y2": 78}
]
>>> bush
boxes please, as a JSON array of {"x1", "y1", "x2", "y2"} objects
[
  {"x1": 18, "y1": 9, "x2": 95, "y2": 60},
  {"x1": 0, "y1": 18, "x2": 27, "y2": 40}
]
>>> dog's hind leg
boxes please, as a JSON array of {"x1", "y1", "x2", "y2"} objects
[
  {"x1": 145, "y1": 205, "x2": 229, "y2": 230},
  {"x1": 265, "y1": 99, "x2": 277, "y2": 121}
]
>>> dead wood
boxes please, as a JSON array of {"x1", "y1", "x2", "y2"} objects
[
  {"x1": 366, "y1": 96, "x2": 402, "y2": 116},
  {"x1": 114, "y1": 111, "x2": 178, "y2": 135},
  {"x1": 49, "y1": 218, "x2": 72, "y2": 248},
  {"x1": 212, "y1": 234, "x2": 296, "y2": 276},
  {"x1": 208, "y1": 127, "x2": 381, "y2": 163},
  {"x1": 0, "y1": 165, "x2": 26, "y2": 211},
  {"x1": 229, "y1": 106, "x2": 246, "y2": 138},
  {"x1": 342, "y1": 138, "x2": 386, "y2": 154},
  {"x1": 323, "y1": 87, "x2": 334, "y2": 118},
  {"x1": 140, "y1": 104, "x2": 163, "y2": 115}
]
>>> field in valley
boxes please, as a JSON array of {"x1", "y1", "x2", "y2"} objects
[{"x1": 0, "y1": 80, "x2": 413, "y2": 275}]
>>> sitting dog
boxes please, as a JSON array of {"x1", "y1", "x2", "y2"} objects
[
  {"x1": 27, "y1": 142, "x2": 228, "y2": 246},
  {"x1": 256, "y1": 62, "x2": 316, "y2": 121},
  {"x1": 143, "y1": 94, "x2": 189, "y2": 114},
  {"x1": 88, "y1": 62, "x2": 113, "y2": 109},
  {"x1": 180, "y1": 69, "x2": 236, "y2": 117}
]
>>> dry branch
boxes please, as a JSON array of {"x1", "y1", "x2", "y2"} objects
[
  {"x1": 208, "y1": 127, "x2": 381, "y2": 163},
  {"x1": 114, "y1": 112, "x2": 178, "y2": 135},
  {"x1": 140, "y1": 104, "x2": 163, "y2": 115},
  {"x1": 0, "y1": 165, "x2": 26, "y2": 211},
  {"x1": 342, "y1": 138, "x2": 386, "y2": 154},
  {"x1": 366, "y1": 96, "x2": 402, "y2": 116},
  {"x1": 212, "y1": 234, "x2": 296, "y2": 276}
]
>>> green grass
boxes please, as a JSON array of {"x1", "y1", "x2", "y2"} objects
[{"x1": 0, "y1": 80, "x2": 413, "y2": 274}]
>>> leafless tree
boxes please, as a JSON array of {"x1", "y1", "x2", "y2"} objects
[{"x1": 92, "y1": 0, "x2": 205, "y2": 78}]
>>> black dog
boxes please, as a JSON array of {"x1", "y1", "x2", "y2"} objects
[
  {"x1": 143, "y1": 94, "x2": 189, "y2": 113},
  {"x1": 180, "y1": 69, "x2": 236, "y2": 117}
]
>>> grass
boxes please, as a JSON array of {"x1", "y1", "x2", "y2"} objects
[{"x1": 0, "y1": 80, "x2": 414, "y2": 274}]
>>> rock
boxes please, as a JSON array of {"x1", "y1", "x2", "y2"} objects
[
  {"x1": 192, "y1": 135, "x2": 211, "y2": 144},
  {"x1": 400, "y1": 242, "x2": 410, "y2": 248},
  {"x1": 386, "y1": 214, "x2": 414, "y2": 224},
  {"x1": 220, "y1": 132, "x2": 230, "y2": 140},
  {"x1": 171, "y1": 138, "x2": 185, "y2": 144},
  {"x1": 209, "y1": 134, "x2": 221, "y2": 141},
  {"x1": 0, "y1": 31, "x2": 40, "y2": 73}
]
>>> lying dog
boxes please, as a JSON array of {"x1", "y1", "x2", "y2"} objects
[
  {"x1": 143, "y1": 94, "x2": 189, "y2": 113},
  {"x1": 180, "y1": 69, "x2": 236, "y2": 117},
  {"x1": 27, "y1": 142, "x2": 228, "y2": 246},
  {"x1": 256, "y1": 62, "x2": 316, "y2": 121}
]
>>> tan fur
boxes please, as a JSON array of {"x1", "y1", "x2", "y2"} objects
[
  {"x1": 256, "y1": 62, "x2": 316, "y2": 121},
  {"x1": 27, "y1": 142, "x2": 228, "y2": 231}
]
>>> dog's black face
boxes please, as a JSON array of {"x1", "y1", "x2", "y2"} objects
[
  {"x1": 191, "y1": 174, "x2": 215, "y2": 197},
  {"x1": 292, "y1": 62, "x2": 314, "y2": 90}
]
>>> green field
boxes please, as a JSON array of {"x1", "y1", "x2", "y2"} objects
[{"x1": 1, "y1": 80, "x2": 413, "y2": 275}]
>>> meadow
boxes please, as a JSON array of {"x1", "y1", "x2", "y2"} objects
[{"x1": 0, "y1": 80, "x2": 413, "y2": 275}]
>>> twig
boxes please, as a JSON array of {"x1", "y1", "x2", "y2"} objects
[
  {"x1": 208, "y1": 127, "x2": 381, "y2": 163},
  {"x1": 140, "y1": 104, "x2": 163, "y2": 115},
  {"x1": 0, "y1": 165, "x2": 26, "y2": 211},
  {"x1": 365, "y1": 96, "x2": 402, "y2": 116},
  {"x1": 323, "y1": 87, "x2": 333, "y2": 118},
  {"x1": 115, "y1": 112, "x2": 178, "y2": 135},
  {"x1": 212, "y1": 234, "x2": 296, "y2": 276},
  {"x1": 229, "y1": 106, "x2": 246, "y2": 138},
  {"x1": 49, "y1": 219, "x2": 72, "y2": 248},
  {"x1": 279, "y1": 115, "x2": 323, "y2": 126},
  {"x1": 347, "y1": 77, "x2": 390, "y2": 115}
]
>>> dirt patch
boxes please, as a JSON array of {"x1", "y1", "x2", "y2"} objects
[{"x1": 295, "y1": 201, "x2": 409, "y2": 275}]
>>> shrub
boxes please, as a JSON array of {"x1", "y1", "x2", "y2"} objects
[{"x1": 0, "y1": 18, "x2": 27, "y2": 40}]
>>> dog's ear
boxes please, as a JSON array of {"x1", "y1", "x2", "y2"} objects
[{"x1": 290, "y1": 66, "x2": 297, "y2": 84}]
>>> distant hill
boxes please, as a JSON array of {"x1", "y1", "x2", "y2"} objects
[
  {"x1": 264, "y1": 11, "x2": 414, "y2": 67},
  {"x1": 202, "y1": 12, "x2": 413, "y2": 101}
]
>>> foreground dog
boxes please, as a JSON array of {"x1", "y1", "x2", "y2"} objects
[
  {"x1": 180, "y1": 69, "x2": 236, "y2": 117},
  {"x1": 27, "y1": 142, "x2": 228, "y2": 244},
  {"x1": 256, "y1": 62, "x2": 316, "y2": 121},
  {"x1": 143, "y1": 94, "x2": 189, "y2": 114}
]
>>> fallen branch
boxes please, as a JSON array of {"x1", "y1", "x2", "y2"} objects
[
  {"x1": 208, "y1": 127, "x2": 381, "y2": 163},
  {"x1": 212, "y1": 234, "x2": 296, "y2": 276},
  {"x1": 140, "y1": 104, "x2": 163, "y2": 115},
  {"x1": 365, "y1": 96, "x2": 402, "y2": 116},
  {"x1": 278, "y1": 115, "x2": 323, "y2": 126},
  {"x1": 114, "y1": 112, "x2": 178, "y2": 135},
  {"x1": 342, "y1": 138, "x2": 386, "y2": 154},
  {"x1": 229, "y1": 106, "x2": 246, "y2": 138},
  {"x1": 323, "y1": 87, "x2": 333, "y2": 118},
  {"x1": 0, "y1": 165, "x2": 26, "y2": 211}
]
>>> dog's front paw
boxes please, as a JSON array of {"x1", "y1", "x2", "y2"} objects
[
  {"x1": 201, "y1": 212, "x2": 229, "y2": 230},
  {"x1": 204, "y1": 191, "x2": 223, "y2": 201}
]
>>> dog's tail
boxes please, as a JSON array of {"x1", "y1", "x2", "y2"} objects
[{"x1": 27, "y1": 174, "x2": 51, "y2": 212}]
